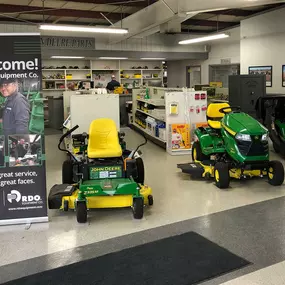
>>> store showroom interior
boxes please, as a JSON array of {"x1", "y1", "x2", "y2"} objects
[{"x1": 3, "y1": 0, "x2": 285, "y2": 284}]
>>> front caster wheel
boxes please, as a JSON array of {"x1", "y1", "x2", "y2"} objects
[
  {"x1": 77, "y1": 201, "x2": 87, "y2": 223},
  {"x1": 148, "y1": 195, "x2": 154, "y2": 206},
  {"x1": 214, "y1": 162, "x2": 230, "y2": 189},
  {"x1": 63, "y1": 200, "x2": 69, "y2": 212},
  {"x1": 133, "y1": 197, "x2": 144, "y2": 219},
  {"x1": 268, "y1": 160, "x2": 284, "y2": 186}
]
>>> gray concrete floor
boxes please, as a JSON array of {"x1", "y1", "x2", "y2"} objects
[{"x1": 1, "y1": 128, "x2": 285, "y2": 284}]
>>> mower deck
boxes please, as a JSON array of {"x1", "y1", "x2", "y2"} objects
[
  {"x1": 178, "y1": 160, "x2": 268, "y2": 180},
  {"x1": 48, "y1": 183, "x2": 152, "y2": 210},
  {"x1": 177, "y1": 162, "x2": 204, "y2": 176}
]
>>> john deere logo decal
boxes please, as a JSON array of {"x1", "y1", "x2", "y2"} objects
[{"x1": 255, "y1": 136, "x2": 259, "y2": 140}]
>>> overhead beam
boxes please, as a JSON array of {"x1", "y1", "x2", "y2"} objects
[
  {"x1": 204, "y1": 3, "x2": 285, "y2": 17},
  {"x1": 0, "y1": 4, "x2": 129, "y2": 20},
  {"x1": 55, "y1": 0, "x2": 157, "y2": 6},
  {"x1": 183, "y1": 19, "x2": 238, "y2": 28},
  {"x1": 0, "y1": 17, "x2": 110, "y2": 26}
]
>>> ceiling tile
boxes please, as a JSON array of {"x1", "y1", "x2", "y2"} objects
[
  {"x1": 182, "y1": 25, "x2": 215, "y2": 31},
  {"x1": 91, "y1": 4, "x2": 139, "y2": 14},
  {"x1": 206, "y1": 15, "x2": 243, "y2": 22},
  {"x1": 18, "y1": 14, "x2": 45, "y2": 20},
  {"x1": 53, "y1": 16, "x2": 78, "y2": 21},
  {"x1": 75, "y1": 18, "x2": 107, "y2": 24},
  {"x1": 0, "y1": 0, "x2": 31, "y2": 4},
  {"x1": 61, "y1": 2, "x2": 95, "y2": 10},
  {"x1": 192, "y1": 14, "x2": 215, "y2": 20},
  {"x1": 29, "y1": 0, "x2": 65, "y2": 8}
]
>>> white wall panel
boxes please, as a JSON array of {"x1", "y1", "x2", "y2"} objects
[
  {"x1": 240, "y1": 7, "x2": 285, "y2": 93},
  {"x1": 168, "y1": 36, "x2": 240, "y2": 88}
]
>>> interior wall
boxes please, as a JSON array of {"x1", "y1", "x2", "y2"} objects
[
  {"x1": 240, "y1": 7, "x2": 285, "y2": 93},
  {"x1": 167, "y1": 40, "x2": 240, "y2": 88}
]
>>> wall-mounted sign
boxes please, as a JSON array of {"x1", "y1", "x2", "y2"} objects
[
  {"x1": 249, "y1": 66, "x2": 272, "y2": 87},
  {"x1": 221, "y1": 58, "x2": 231, "y2": 65},
  {"x1": 41, "y1": 36, "x2": 95, "y2": 50}
]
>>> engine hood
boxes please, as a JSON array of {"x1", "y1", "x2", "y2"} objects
[{"x1": 222, "y1": 113, "x2": 268, "y2": 135}]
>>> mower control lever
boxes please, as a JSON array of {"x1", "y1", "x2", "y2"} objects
[{"x1": 59, "y1": 125, "x2": 79, "y2": 144}]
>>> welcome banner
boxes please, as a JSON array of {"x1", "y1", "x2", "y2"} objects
[{"x1": 0, "y1": 33, "x2": 48, "y2": 225}]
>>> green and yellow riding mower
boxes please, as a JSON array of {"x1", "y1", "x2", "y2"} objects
[
  {"x1": 178, "y1": 103, "x2": 284, "y2": 189},
  {"x1": 48, "y1": 118, "x2": 153, "y2": 223}
]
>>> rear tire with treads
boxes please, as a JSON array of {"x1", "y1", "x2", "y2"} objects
[
  {"x1": 134, "y1": 157, "x2": 145, "y2": 184},
  {"x1": 268, "y1": 160, "x2": 284, "y2": 186},
  {"x1": 214, "y1": 162, "x2": 230, "y2": 189},
  {"x1": 192, "y1": 141, "x2": 209, "y2": 162}
]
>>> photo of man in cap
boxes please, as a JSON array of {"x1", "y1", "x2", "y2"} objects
[{"x1": 0, "y1": 78, "x2": 30, "y2": 136}]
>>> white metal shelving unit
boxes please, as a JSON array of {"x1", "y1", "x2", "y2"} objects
[
  {"x1": 42, "y1": 59, "x2": 164, "y2": 97},
  {"x1": 131, "y1": 87, "x2": 182, "y2": 147},
  {"x1": 131, "y1": 87, "x2": 208, "y2": 155}
]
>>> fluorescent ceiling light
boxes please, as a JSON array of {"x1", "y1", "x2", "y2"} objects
[
  {"x1": 179, "y1": 33, "x2": 229, "y2": 45},
  {"x1": 141, "y1": 58, "x2": 166, "y2": 60},
  {"x1": 99, "y1": 57, "x2": 128, "y2": 60},
  {"x1": 51, "y1": 56, "x2": 85, "y2": 59},
  {"x1": 186, "y1": 8, "x2": 227, "y2": 14},
  {"x1": 39, "y1": 24, "x2": 128, "y2": 34}
]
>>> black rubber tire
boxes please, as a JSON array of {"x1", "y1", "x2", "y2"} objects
[
  {"x1": 62, "y1": 160, "x2": 74, "y2": 184},
  {"x1": 192, "y1": 141, "x2": 209, "y2": 162},
  {"x1": 148, "y1": 195, "x2": 154, "y2": 206},
  {"x1": 76, "y1": 202, "x2": 87, "y2": 223},
  {"x1": 134, "y1": 157, "x2": 145, "y2": 184},
  {"x1": 273, "y1": 143, "x2": 280, "y2": 154},
  {"x1": 63, "y1": 200, "x2": 69, "y2": 212},
  {"x1": 133, "y1": 197, "x2": 144, "y2": 219},
  {"x1": 268, "y1": 160, "x2": 284, "y2": 186},
  {"x1": 214, "y1": 162, "x2": 230, "y2": 189}
]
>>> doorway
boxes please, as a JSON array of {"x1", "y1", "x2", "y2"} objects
[
  {"x1": 209, "y1": 64, "x2": 240, "y2": 88},
  {"x1": 186, "y1": 66, "x2": 201, "y2": 88}
]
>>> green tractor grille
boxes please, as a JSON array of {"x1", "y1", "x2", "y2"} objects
[{"x1": 236, "y1": 136, "x2": 268, "y2": 156}]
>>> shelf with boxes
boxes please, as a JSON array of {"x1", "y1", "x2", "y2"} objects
[
  {"x1": 132, "y1": 87, "x2": 178, "y2": 146},
  {"x1": 42, "y1": 60, "x2": 92, "y2": 93},
  {"x1": 41, "y1": 59, "x2": 165, "y2": 94},
  {"x1": 132, "y1": 87, "x2": 208, "y2": 154},
  {"x1": 120, "y1": 61, "x2": 163, "y2": 88}
]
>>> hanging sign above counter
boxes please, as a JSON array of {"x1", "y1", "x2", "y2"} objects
[{"x1": 41, "y1": 36, "x2": 95, "y2": 50}]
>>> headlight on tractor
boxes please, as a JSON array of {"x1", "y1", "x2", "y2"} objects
[
  {"x1": 261, "y1": 133, "x2": 268, "y2": 141},
  {"x1": 236, "y1": 133, "x2": 251, "y2": 142}
]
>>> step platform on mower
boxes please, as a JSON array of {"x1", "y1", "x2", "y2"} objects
[
  {"x1": 177, "y1": 162, "x2": 204, "y2": 176},
  {"x1": 48, "y1": 184, "x2": 76, "y2": 209}
]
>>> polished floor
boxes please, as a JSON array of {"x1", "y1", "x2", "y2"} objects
[{"x1": 1, "y1": 128, "x2": 285, "y2": 284}]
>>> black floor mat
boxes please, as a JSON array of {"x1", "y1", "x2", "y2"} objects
[{"x1": 4, "y1": 232, "x2": 251, "y2": 285}]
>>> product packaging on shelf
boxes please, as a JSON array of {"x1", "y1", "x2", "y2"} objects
[{"x1": 170, "y1": 124, "x2": 191, "y2": 150}]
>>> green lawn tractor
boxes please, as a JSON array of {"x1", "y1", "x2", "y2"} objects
[
  {"x1": 48, "y1": 118, "x2": 153, "y2": 223},
  {"x1": 178, "y1": 103, "x2": 284, "y2": 189},
  {"x1": 257, "y1": 95, "x2": 285, "y2": 157}
]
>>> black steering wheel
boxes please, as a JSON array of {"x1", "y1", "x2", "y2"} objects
[{"x1": 219, "y1": 106, "x2": 241, "y2": 114}]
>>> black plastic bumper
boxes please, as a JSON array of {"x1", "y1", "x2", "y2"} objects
[
  {"x1": 177, "y1": 163, "x2": 204, "y2": 176},
  {"x1": 48, "y1": 184, "x2": 76, "y2": 209}
]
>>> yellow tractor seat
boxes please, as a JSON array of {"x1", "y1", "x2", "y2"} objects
[
  {"x1": 207, "y1": 103, "x2": 231, "y2": 129},
  {"x1": 87, "y1": 118, "x2": 122, "y2": 159}
]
